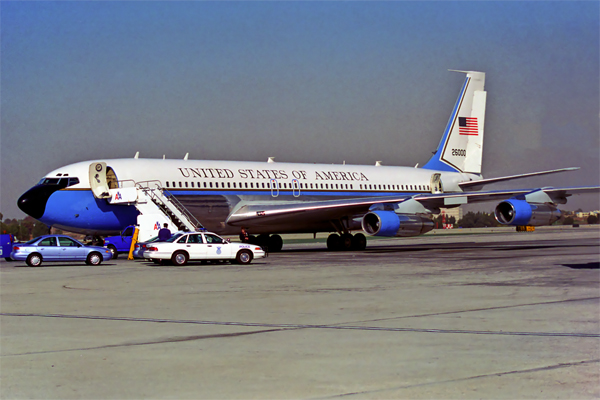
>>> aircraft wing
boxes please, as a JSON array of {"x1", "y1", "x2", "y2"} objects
[{"x1": 226, "y1": 186, "x2": 600, "y2": 227}]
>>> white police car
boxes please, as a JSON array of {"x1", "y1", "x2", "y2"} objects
[{"x1": 142, "y1": 231, "x2": 266, "y2": 266}]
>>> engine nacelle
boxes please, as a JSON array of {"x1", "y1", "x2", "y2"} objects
[
  {"x1": 362, "y1": 211, "x2": 434, "y2": 237},
  {"x1": 494, "y1": 199, "x2": 561, "y2": 226}
]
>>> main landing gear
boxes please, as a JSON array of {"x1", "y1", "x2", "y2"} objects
[
  {"x1": 326, "y1": 233, "x2": 367, "y2": 251},
  {"x1": 250, "y1": 234, "x2": 283, "y2": 253}
]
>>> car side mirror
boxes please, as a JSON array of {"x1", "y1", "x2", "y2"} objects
[{"x1": 226, "y1": 238, "x2": 231, "y2": 243}]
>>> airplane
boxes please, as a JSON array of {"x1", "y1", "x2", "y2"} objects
[{"x1": 17, "y1": 71, "x2": 599, "y2": 252}]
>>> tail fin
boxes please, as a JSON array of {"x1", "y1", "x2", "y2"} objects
[{"x1": 423, "y1": 71, "x2": 486, "y2": 174}]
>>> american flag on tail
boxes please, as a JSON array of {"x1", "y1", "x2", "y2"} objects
[{"x1": 458, "y1": 117, "x2": 478, "y2": 136}]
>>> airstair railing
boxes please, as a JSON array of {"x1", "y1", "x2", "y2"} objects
[{"x1": 135, "y1": 181, "x2": 204, "y2": 231}]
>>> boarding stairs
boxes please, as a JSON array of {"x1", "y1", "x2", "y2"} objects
[
  {"x1": 107, "y1": 180, "x2": 203, "y2": 241},
  {"x1": 135, "y1": 181, "x2": 204, "y2": 233}
]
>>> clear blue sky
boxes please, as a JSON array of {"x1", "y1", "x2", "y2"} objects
[{"x1": 2, "y1": 1, "x2": 598, "y2": 218}]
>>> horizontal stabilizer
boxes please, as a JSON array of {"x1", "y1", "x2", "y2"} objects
[{"x1": 459, "y1": 167, "x2": 580, "y2": 191}]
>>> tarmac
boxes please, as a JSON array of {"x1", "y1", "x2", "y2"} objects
[{"x1": 1, "y1": 226, "x2": 599, "y2": 399}]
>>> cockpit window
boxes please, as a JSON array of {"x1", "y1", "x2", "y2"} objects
[{"x1": 38, "y1": 177, "x2": 79, "y2": 188}]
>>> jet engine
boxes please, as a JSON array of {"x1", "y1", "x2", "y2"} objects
[
  {"x1": 361, "y1": 211, "x2": 434, "y2": 237},
  {"x1": 494, "y1": 199, "x2": 561, "y2": 226}
]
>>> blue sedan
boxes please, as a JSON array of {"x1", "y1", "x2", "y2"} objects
[{"x1": 11, "y1": 235, "x2": 113, "y2": 267}]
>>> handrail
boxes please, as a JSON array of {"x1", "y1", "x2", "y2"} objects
[{"x1": 135, "y1": 181, "x2": 204, "y2": 231}]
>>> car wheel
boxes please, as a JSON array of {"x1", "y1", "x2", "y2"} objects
[
  {"x1": 86, "y1": 252, "x2": 103, "y2": 266},
  {"x1": 26, "y1": 253, "x2": 43, "y2": 267},
  {"x1": 235, "y1": 249, "x2": 253, "y2": 265},
  {"x1": 171, "y1": 251, "x2": 188, "y2": 266},
  {"x1": 107, "y1": 245, "x2": 118, "y2": 259}
]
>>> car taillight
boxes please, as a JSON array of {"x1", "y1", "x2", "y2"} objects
[
  {"x1": 13, "y1": 246, "x2": 20, "y2": 250},
  {"x1": 255, "y1": 247, "x2": 261, "y2": 251},
  {"x1": 147, "y1": 246, "x2": 158, "y2": 251}
]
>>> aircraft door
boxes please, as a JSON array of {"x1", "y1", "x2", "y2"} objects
[
  {"x1": 292, "y1": 179, "x2": 300, "y2": 197},
  {"x1": 89, "y1": 162, "x2": 111, "y2": 199},
  {"x1": 270, "y1": 179, "x2": 279, "y2": 198},
  {"x1": 430, "y1": 173, "x2": 443, "y2": 194}
]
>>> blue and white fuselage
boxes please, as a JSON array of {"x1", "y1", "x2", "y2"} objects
[{"x1": 17, "y1": 71, "x2": 598, "y2": 250}]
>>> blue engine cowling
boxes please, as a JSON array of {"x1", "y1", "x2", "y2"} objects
[
  {"x1": 361, "y1": 211, "x2": 434, "y2": 237},
  {"x1": 494, "y1": 200, "x2": 561, "y2": 226}
]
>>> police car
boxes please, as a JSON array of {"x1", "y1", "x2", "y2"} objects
[{"x1": 142, "y1": 231, "x2": 266, "y2": 266}]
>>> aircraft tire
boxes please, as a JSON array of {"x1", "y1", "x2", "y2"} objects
[
  {"x1": 326, "y1": 234, "x2": 341, "y2": 251},
  {"x1": 26, "y1": 253, "x2": 43, "y2": 267},
  {"x1": 340, "y1": 234, "x2": 353, "y2": 251},
  {"x1": 351, "y1": 233, "x2": 367, "y2": 251},
  {"x1": 268, "y1": 235, "x2": 283, "y2": 252}
]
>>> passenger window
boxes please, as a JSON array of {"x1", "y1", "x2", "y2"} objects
[
  {"x1": 233, "y1": 182, "x2": 236, "y2": 188},
  {"x1": 187, "y1": 234, "x2": 202, "y2": 244},
  {"x1": 185, "y1": 182, "x2": 188, "y2": 188},
  {"x1": 205, "y1": 234, "x2": 223, "y2": 244},
  {"x1": 58, "y1": 237, "x2": 78, "y2": 247},
  {"x1": 177, "y1": 236, "x2": 187, "y2": 243},
  {"x1": 39, "y1": 237, "x2": 57, "y2": 246},
  {"x1": 165, "y1": 182, "x2": 170, "y2": 188}
]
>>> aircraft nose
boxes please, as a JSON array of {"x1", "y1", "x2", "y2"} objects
[{"x1": 17, "y1": 185, "x2": 60, "y2": 219}]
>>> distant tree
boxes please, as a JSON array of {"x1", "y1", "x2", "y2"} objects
[
  {"x1": 587, "y1": 215, "x2": 599, "y2": 224},
  {"x1": 458, "y1": 211, "x2": 500, "y2": 228}
]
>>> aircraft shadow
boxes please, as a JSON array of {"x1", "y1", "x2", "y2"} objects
[{"x1": 561, "y1": 262, "x2": 600, "y2": 270}]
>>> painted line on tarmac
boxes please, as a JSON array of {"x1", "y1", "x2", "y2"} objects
[
  {"x1": 317, "y1": 358, "x2": 600, "y2": 399},
  {"x1": 2, "y1": 312, "x2": 599, "y2": 338}
]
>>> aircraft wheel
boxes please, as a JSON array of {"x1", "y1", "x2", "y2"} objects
[
  {"x1": 351, "y1": 233, "x2": 367, "y2": 251},
  {"x1": 256, "y1": 234, "x2": 270, "y2": 248},
  {"x1": 86, "y1": 252, "x2": 103, "y2": 265},
  {"x1": 235, "y1": 249, "x2": 253, "y2": 265},
  {"x1": 171, "y1": 251, "x2": 188, "y2": 266},
  {"x1": 340, "y1": 234, "x2": 353, "y2": 251},
  {"x1": 107, "y1": 245, "x2": 118, "y2": 259},
  {"x1": 326, "y1": 234, "x2": 341, "y2": 251},
  {"x1": 268, "y1": 235, "x2": 283, "y2": 252},
  {"x1": 26, "y1": 253, "x2": 43, "y2": 267}
]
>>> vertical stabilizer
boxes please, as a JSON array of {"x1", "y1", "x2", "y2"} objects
[{"x1": 423, "y1": 71, "x2": 486, "y2": 174}]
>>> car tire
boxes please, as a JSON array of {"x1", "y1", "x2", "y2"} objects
[
  {"x1": 26, "y1": 253, "x2": 43, "y2": 267},
  {"x1": 86, "y1": 252, "x2": 103, "y2": 266},
  {"x1": 107, "y1": 245, "x2": 118, "y2": 260},
  {"x1": 171, "y1": 251, "x2": 188, "y2": 266},
  {"x1": 235, "y1": 249, "x2": 253, "y2": 265}
]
